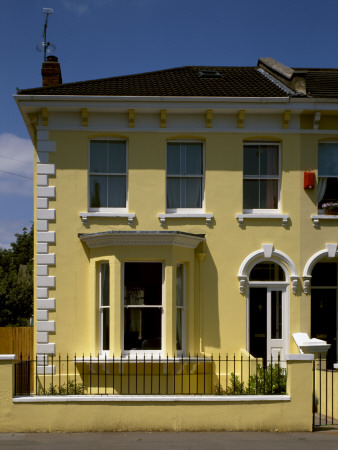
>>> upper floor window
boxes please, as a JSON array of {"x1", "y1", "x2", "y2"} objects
[
  {"x1": 89, "y1": 140, "x2": 127, "y2": 210},
  {"x1": 318, "y1": 143, "x2": 338, "y2": 211},
  {"x1": 243, "y1": 143, "x2": 280, "y2": 212},
  {"x1": 167, "y1": 142, "x2": 204, "y2": 212}
]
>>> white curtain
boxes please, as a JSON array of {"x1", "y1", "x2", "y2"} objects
[{"x1": 317, "y1": 177, "x2": 327, "y2": 203}]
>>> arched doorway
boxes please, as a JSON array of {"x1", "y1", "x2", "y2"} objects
[{"x1": 248, "y1": 261, "x2": 289, "y2": 363}]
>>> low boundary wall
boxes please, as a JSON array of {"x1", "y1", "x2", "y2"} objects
[{"x1": 0, "y1": 355, "x2": 313, "y2": 432}]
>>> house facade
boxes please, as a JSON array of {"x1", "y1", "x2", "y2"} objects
[{"x1": 15, "y1": 56, "x2": 338, "y2": 374}]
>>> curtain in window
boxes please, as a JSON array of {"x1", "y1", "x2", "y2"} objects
[
  {"x1": 265, "y1": 147, "x2": 278, "y2": 208},
  {"x1": 318, "y1": 177, "x2": 327, "y2": 203}
]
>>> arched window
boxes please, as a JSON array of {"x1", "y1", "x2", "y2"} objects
[{"x1": 249, "y1": 262, "x2": 285, "y2": 282}]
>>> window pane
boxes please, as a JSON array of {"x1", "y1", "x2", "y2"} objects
[
  {"x1": 250, "y1": 263, "x2": 285, "y2": 281},
  {"x1": 108, "y1": 141, "x2": 126, "y2": 173},
  {"x1": 107, "y1": 175, "x2": 126, "y2": 207},
  {"x1": 176, "y1": 309, "x2": 183, "y2": 351},
  {"x1": 185, "y1": 178, "x2": 202, "y2": 208},
  {"x1": 124, "y1": 263, "x2": 162, "y2": 306},
  {"x1": 244, "y1": 145, "x2": 259, "y2": 176},
  {"x1": 312, "y1": 263, "x2": 337, "y2": 286},
  {"x1": 319, "y1": 143, "x2": 338, "y2": 176},
  {"x1": 259, "y1": 180, "x2": 278, "y2": 209},
  {"x1": 124, "y1": 308, "x2": 162, "y2": 350},
  {"x1": 185, "y1": 143, "x2": 203, "y2": 175},
  {"x1": 167, "y1": 144, "x2": 181, "y2": 175},
  {"x1": 260, "y1": 145, "x2": 279, "y2": 176},
  {"x1": 271, "y1": 291, "x2": 282, "y2": 339},
  {"x1": 243, "y1": 180, "x2": 259, "y2": 209},
  {"x1": 90, "y1": 141, "x2": 108, "y2": 173},
  {"x1": 167, "y1": 178, "x2": 180, "y2": 208},
  {"x1": 101, "y1": 263, "x2": 110, "y2": 306},
  {"x1": 90, "y1": 176, "x2": 107, "y2": 208},
  {"x1": 176, "y1": 264, "x2": 184, "y2": 306},
  {"x1": 102, "y1": 309, "x2": 110, "y2": 351}
]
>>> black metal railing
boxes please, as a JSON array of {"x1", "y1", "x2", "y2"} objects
[
  {"x1": 313, "y1": 355, "x2": 337, "y2": 428},
  {"x1": 14, "y1": 353, "x2": 287, "y2": 397}
]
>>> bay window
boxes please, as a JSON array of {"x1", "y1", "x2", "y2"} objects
[
  {"x1": 89, "y1": 140, "x2": 127, "y2": 210},
  {"x1": 243, "y1": 143, "x2": 280, "y2": 211}
]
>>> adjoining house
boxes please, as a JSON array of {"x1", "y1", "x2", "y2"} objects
[{"x1": 15, "y1": 56, "x2": 338, "y2": 374}]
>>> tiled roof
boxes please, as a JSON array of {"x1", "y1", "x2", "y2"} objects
[
  {"x1": 17, "y1": 66, "x2": 292, "y2": 97},
  {"x1": 17, "y1": 64, "x2": 338, "y2": 99},
  {"x1": 300, "y1": 69, "x2": 338, "y2": 98}
]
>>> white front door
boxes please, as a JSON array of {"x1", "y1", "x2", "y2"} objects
[
  {"x1": 266, "y1": 288, "x2": 288, "y2": 362},
  {"x1": 249, "y1": 286, "x2": 288, "y2": 363}
]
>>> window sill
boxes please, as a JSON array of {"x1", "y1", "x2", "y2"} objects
[
  {"x1": 80, "y1": 212, "x2": 135, "y2": 225},
  {"x1": 236, "y1": 213, "x2": 289, "y2": 227},
  {"x1": 158, "y1": 213, "x2": 214, "y2": 226},
  {"x1": 311, "y1": 214, "x2": 338, "y2": 227}
]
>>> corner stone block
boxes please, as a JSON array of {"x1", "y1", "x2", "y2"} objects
[
  {"x1": 37, "y1": 198, "x2": 49, "y2": 209},
  {"x1": 36, "y1": 321, "x2": 55, "y2": 332},
  {"x1": 37, "y1": 331, "x2": 49, "y2": 343},
  {"x1": 37, "y1": 298, "x2": 55, "y2": 310},
  {"x1": 37, "y1": 175, "x2": 48, "y2": 186},
  {"x1": 37, "y1": 276, "x2": 55, "y2": 288},
  {"x1": 37, "y1": 220, "x2": 48, "y2": 231},
  {"x1": 37, "y1": 141, "x2": 56, "y2": 152},
  {"x1": 37, "y1": 209, "x2": 56, "y2": 220},
  {"x1": 36, "y1": 253, "x2": 55, "y2": 265},
  {"x1": 37, "y1": 129, "x2": 49, "y2": 141},
  {"x1": 37, "y1": 231, "x2": 55, "y2": 243},
  {"x1": 36, "y1": 310, "x2": 48, "y2": 321},
  {"x1": 37, "y1": 288, "x2": 49, "y2": 298},
  {"x1": 36, "y1": 265, "x2": 48, "y2": 276},
  {"x1": 37, "y1": 186, "x2": 56, "y2": 198},
  {"x1": 37, "y1": 163, "x2": 56, "y2": 175},
  {"x1": 37, "y1": 152, "x2": 49, "y2": 164},
  {"x1": 37, "y1": 243, "x2": 49, "y2": 254},
  {"x1": 37, "y1": 343, "x2": 56, "y2": 354}
]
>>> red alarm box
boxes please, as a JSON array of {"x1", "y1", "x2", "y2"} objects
[{"x1": 304, "y1": 171, "x2": 315, "y2": 189}]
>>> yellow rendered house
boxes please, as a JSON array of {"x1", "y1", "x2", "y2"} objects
[{"x1": 15, "y1": 56, "x2": 338, "y2": 378}]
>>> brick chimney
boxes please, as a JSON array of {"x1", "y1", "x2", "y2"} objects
[{"x1": 41, "y1": 55, "x2": 62, "y2": 87}]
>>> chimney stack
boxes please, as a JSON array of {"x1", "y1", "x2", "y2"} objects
[{"x1": 41, "y1": 55, "x2": 62, "y2": 87}]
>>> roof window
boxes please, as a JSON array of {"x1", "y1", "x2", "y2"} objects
[{"x1": 199, "y1": 70, "x2": 222, "y2": 78}]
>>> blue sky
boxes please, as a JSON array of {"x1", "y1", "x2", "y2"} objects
[{"x1": 1, "y1": 0, "x2": 338, "y2": 247}]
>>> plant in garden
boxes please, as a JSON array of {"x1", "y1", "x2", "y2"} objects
[
  {"x1": 246, "y1": 363, "x2": 286, "y2": 395},
  {"x1": 41, "y1": 380, "x2": 85, "y2": 395}
]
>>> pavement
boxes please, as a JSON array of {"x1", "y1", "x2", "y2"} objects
[{"x1": 0, "y1": 430, "x2": 337, "y2": 450}]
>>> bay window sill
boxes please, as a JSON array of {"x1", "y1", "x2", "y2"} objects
[
  {"x1": 80, "y1": 212, "x2": 136, "y2": 225},
  {"x1": 311, "y1": 214, "x2": 338, "y2": 227},
  {"x1": 236, "y1": 213, "x2": 289, "y2": 227},
  {"x1": 158, "y1": 213, "x2": 214, "y2": 226}
]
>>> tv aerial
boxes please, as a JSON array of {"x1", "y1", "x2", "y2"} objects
[{"x1": 36, "y1": 8, "x2": 56, "y2": 61}]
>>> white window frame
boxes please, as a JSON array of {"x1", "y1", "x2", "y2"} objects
[
  {"x1": 176, "y1": 263, "x2": 186, "y2": 356},
  {"x1": 122, "y1": 262, "x2": 164, "y2": 358},
  {"x1": 99, "y1": 262, "x2": 110, "y2": 356},
  {"x1": 317, "y1": 141, "x2": 338, "y2": 214},
  {"x1": 88, "y1": 139, "x2": 128, "y2": 213},
  {"x1": 166, "y1": 141, "x2": 205, "y2": 214},
  {"x1": 243, "y1": 142, "x2": 281, "y2": 214}
]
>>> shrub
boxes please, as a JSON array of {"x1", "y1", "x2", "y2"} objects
[{"x1": 42, "y1": 380, "x2": 85, "y2": 395}]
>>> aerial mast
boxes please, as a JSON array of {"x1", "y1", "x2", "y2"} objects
[{"x1": 36, "y1": 8, "x2": 56, "y2": 61}]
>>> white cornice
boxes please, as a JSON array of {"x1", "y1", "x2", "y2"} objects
[{"x1": 79, "y1": 231, "x2": 205, "y2": 249}]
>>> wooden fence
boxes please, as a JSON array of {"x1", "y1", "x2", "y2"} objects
[{"x1": 0, "y1": 327, "x2": 33, "y2": 360}]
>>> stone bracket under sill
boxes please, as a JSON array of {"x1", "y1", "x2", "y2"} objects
[
  {"x1": 158, "y1": 214, "x2": 214, "y2": 226},
  {"x1": 236, "y1": 214, "x2": 290, "y2": 227},
  {"x1": 311, "y1": 215, "x2": 338, "y2": 227},
  {"x1": 80, "y1": 212, "x2": 136, "y2": 225}
]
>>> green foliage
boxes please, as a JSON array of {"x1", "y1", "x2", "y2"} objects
[
  {"x1": 215, "y1": 363, "x2": 287, "y2": 396},
  {"x1": 42, "y1": 380, "x2": 85, "y2": 395},
  {"x1": 0, "y1": 226, "x2": 33, "y2": 326},
  {"x1": 246, "y1": 363, "x2": 287, "y2": 395}
]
